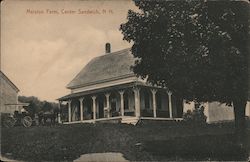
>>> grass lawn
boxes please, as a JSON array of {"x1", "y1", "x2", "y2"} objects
[{"x1": 1, "y1": 120, "x2": 250, "y2": 161}]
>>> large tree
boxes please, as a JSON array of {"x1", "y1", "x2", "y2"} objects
[{"x1": 120, "y1": 0, "x2": 249, "y2": 142}]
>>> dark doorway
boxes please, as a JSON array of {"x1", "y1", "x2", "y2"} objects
[
  {"x1": 145, "y1": 91, "x2": 150, "y2": 109},
  {"x1": 124, "y1": 93, "x2": 129, "y2": 110},
  {"x1": 84, "y1": 97, "x2": 92, "y2": 120},
  {"x1": 98, "y1": 98, "x2": 104, "y2": 118}
]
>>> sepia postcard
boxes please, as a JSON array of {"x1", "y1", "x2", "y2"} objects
[{"x1": 1, "y1": 0, "x2": 250, "y2": 161}]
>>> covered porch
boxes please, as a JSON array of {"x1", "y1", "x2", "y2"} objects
[{"x1": 58, "y1": 83, "x2": 183, "y2": 124}]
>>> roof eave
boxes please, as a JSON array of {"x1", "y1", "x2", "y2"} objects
[
  {"x1": 66, "y1": 74, "x2": 137, "y2": 90},
  {"x1": 0, "y1": 71, "x2": 20, "y2": 92}
]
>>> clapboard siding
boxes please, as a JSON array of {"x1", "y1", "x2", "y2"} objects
[{"x1": 0, "y1": 72, "x2": 19, "y2": 113}]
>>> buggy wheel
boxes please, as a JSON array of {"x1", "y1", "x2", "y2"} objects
[
  {"x1": 3, "y1": 116, "x2": 16, "y2": 128},
  {"x1": 22, "y1": 116, "x2": 32, "y2": 127}
]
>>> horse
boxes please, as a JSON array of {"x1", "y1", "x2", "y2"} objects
[{"x1": 38, "y1": 110, "x2": 58, "y2": 125}]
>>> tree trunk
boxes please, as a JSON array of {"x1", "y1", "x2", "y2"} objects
[{"x1": 233, "y1": 100, "x2": 247, "y2": 145}]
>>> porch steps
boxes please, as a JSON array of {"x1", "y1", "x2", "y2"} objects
[
  {"x1": 121, "y1": 116, "x2": 139, "y2": 125},
  {"x1": 96, "y1": 117, "x2": 121, "y2": 124}
]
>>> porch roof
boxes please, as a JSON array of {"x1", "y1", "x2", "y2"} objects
[
  {"x1": 5, "y1": 102, "x2": 29, "y2": 106},
  {"x1": 59, "y1": 82, "x2": 139, "y2": 101},
  {"x1": 58, "y1": 81, "x2": 166, "y2": 101}
]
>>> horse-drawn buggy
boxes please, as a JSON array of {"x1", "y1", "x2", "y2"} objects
[
  {"x1": 1, "y1": 109, "x2": 58, "y2": 128},
  {"x1": 1, "y1": 110, "x2": 34, "y2": 128}
]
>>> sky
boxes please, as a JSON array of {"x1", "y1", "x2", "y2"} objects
[{"x1": 1, "y1": 0, "x2": 136, "y2": 102}]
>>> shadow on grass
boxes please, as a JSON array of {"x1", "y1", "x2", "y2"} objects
[
  {"x1": 1, "y1": 122, "x2": 250, "y2": 161},
  {"x1": 143, "y1": 133, "x2": 249, "y2": 161}
]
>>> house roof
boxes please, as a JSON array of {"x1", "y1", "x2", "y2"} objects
[
  {"x1": 0, "y1": 71, "x2": 19, "y2": 92},
  {"x1": 67, "y1": 48, "x2": 137, "y2": 89}
]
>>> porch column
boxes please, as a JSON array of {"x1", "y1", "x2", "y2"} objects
[
  {"x1": 58, "y1": 101, "x2": 62, "y2": 123},
  {"x1": 119, "y1": 90, "x2": 125, "y2": 116},
  {"x1": 68, "y1": 100, "x2": 72, "y2": 122},
  {"x1": 133, "y1": 87, "x2": 141, "y2": 117},
  {"x1": 92, "y1": 96, "x2": 97, "y2": 120},
  {"x1": 79, "y1": 97, "x2": 84, "y2": 121},
  {"x1": 167, "y1": 91, "x2": 173, "y2": 118},
  {"x1": 151, "y1": 89, "x2": 157, "y2": 118},
  {"x1": 105, "y1": 93, "x2": 110, "y2": 118}
]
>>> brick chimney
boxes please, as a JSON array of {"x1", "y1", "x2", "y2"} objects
[{"x1": 105, "y1": 43, "x2": 111, "y2": 54}]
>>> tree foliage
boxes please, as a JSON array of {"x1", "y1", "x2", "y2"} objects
[
  {"x1": 120, "y1": 0, "x2": 249, "y2": 104},
  {"x1": 18, "y1": 96, "x2": 58, "y2": 115}
]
